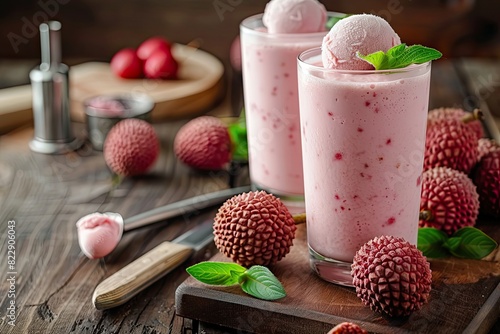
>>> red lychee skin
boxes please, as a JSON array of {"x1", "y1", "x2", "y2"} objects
[
  {"x1": 473, "y1": 150, "x2": 500, "y2": 217},
  {"x1": 424, "y1": 118, "x2": 478, "y2": 174},
  {"x1": 428, "y1": 107, "x2": 484, "y2": 139},
  {"x1": 213, "y1": 191, "x2": 297, "y2": 267},
  {"x1": 351, "y1": 235, "x2": 432, "y2": 318},
  {"x1": 327, "y1": 322, "x2": 368, "y2": 334},
  {"x1": 419, "y1": 167, "x2": 479, "y2": 235},
  {"x1": 174, "y1": 116, "x2": 231, "y2": 170},
  {"x1": 478, "y1": 138, "x2": 500, "y2": 161},
  {"x1": 103, "y1": 119, "x2": 159, "y2": 176}
]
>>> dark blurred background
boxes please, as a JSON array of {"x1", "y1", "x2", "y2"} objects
[{"x1": 0, "y1": 0, "x2": 499, "y2": 88}]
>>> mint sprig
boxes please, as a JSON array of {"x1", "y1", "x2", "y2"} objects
[
  {"x1": 186, "y1": 261, "x2": 286, "y2": 301},
  {"x1": 417, "y1": 227, "x2": 497, "y2": 259},
  {"x1": 357, "y1": 44, "x2": 442, "y2": 70},
  {"x1": 227, "y1": 110, "x2": 248, "y2": 162},
  {"x1": 326, "y1": 14, "x2": 350, "y2": 30}
]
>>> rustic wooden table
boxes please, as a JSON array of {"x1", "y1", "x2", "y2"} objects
[{"x1": 0, "y1": 58, "x2": 499, "y2": 334}]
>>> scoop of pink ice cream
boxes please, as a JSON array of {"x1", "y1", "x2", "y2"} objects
[
  {"x1": 263, "y1": 0, "x2": 327, "y2": 34},
  {"x1": 76, "y1": 212, "x2": 123, "y2": 259},
  {"x1": 321, "y1": 14, "x2": 401, "y2": 70}
]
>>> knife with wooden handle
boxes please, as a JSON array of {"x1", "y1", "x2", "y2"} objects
[{"x1": 92, "y1": 219, "x2": 214, "y2": 310}]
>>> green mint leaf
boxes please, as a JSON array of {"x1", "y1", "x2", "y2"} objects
[
  {"x1": 356, "y1": 50, "x2": 389, "y2": 70},
  {"x1": 417, "y1": 227, "x2": 449, "y2": 258},
  {"x1": 445, "y1": 227, "x2": 498, "y2": 259},
  {"x1": 394, "y1": 45, "x2": 443, "y2": 69},
  {"x1": 357, "y1": 44, "x2": 442, "y2": 70},
  {"x1": 227, "y1": 110, "x2": 248, "y2": 162},
  {"x1": 239, "y1": 266, "x2": 286, "y2": 301},
  {"x1": 386, "y1": 43, "x2": 406, "y2": 58},
  {"x1": 326, "y1": 14, "x2": 351, "y2": 30},
  {"x1": 186, "y1": 261, "x2": 246, "y2": 286},
  {"x1": 443, "y1": 237, "x2": 462, "y2": 252}
]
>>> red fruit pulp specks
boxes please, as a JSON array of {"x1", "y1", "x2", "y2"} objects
[
  {"x1": 387, "y1": 217, "x2": 396, "y2": 225},
  {"x1": 386, "y1": 138, "x2": 392, "y2": 145},
  {"x1": 334, "y1": 152, "x2": 343, "y2": 160},
  {"x1": 365, "y1": 101, "x2": 371, "y2": 107},
  {"x1": 357, "y1": 127, "x2": 364, "y2": 132},
  {"x1": 335, "y1": 194, "x2": 340, "y2": 200}
]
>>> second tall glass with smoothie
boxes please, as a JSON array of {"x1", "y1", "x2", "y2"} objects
[{"x1": 240, "y1": 1, "x2": 339, "y2": 210}]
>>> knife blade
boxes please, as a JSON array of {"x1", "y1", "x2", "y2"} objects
[{"x1": 92, "y1": 219, "x2": 215, "y2": 310}]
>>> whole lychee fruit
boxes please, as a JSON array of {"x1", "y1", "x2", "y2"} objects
[
  {"x1": 351, "y1": 235, "x2": 432, "y2": 318},
  {"x1": 428, "y1": 107, "x2": 484, "y2": 139},
  {"x1": 174, "y1": 116, "x2": 231, "y2": 170},
  {"x1": 419, "y1": 167, "x2": 479, "y2": 235},
  {"x1": 327, "y1": 322, "x2": 367, "y2": 334},
  {"x1": 103, "y1": 119, "x2": 159, "y2": 176},
  {"x1": 478, "y1": 138, "x2": 500, "y2": 161},
  {"x1": 473, "y1": 150, "x2": 500, "y2": 217},
  {"x1": 424, "y1": 118, "x2": 478, "y2": 174},
  {"x1": 213, "y1": 191, "x2": 297, "y2": 267}
]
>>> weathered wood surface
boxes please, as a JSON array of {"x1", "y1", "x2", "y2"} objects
[{"x1": 0, "y1": 59, "x2": 499, "y2": 334}]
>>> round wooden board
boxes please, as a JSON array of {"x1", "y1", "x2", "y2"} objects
[{"x1": 69, "y1": 44, "x2": 225, "y2": 122}]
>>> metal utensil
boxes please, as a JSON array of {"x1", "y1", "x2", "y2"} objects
[
  {"x1": 123, "y1": 185, "x2": 250, "y2": 232},
  {"x1": 92, "y1": 219, "x2": 215, "y2": 310},
  {"x1": 76, "y1": 186, "x2": 250, "y2": 258},
  {"x1": 29, "y1": 21, "x2": 82, "y2": 154}
]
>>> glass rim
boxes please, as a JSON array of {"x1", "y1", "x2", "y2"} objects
[
  {"x1": 240, "y1": 12, "x2": 347, "y2": 39},
  {"x1": 298, "y1": 47, "x2": 431, "y2": 75}
]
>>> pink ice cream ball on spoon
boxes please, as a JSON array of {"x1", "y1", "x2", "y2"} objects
[
  {"x1": 321, "y1": 13, "x2": 401, "y2": 70},
  {"x1": 76, "y1": 212, "x2": 124, "y2": 259},
  {"x1": 263, "y1": 0, "x2": 327, "y2": 34}
]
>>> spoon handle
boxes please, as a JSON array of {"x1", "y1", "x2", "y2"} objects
[{"x1": 123, "y1": 185, "x2": 251, "y2": 232}]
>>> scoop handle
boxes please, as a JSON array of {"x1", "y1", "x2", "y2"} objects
[{"x1": 92, "y1": 242, "x2": 193, "y2": 310}]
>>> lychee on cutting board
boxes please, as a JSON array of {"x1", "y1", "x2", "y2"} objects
[{"x1": 213, "y1": 190, "x2": 297, "y2": 267}]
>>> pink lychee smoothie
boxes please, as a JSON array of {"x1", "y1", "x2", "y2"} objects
[
  {"x1": 240, "y1": 14, "x2": 340, "y2": 209},
  {"x1": 297, "y1": 48, "x2": 431, "y2": 285}
]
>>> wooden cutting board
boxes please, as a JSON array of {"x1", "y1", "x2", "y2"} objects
[
  {"x1": 175, "y1": 221, "x2": 500, "y2": 334},
  {"x1": 0, "y1": 44, "x2": 224, "y2": 133}
]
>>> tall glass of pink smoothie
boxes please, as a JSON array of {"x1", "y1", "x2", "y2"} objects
[
  {"x1": 240, "y1": 10, "x2": 343, "y2": 211},
  {"x1": 298, "y1": 47, "x2": 432, "y2": 285}
]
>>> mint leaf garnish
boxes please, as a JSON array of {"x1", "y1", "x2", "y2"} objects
[
  {"x1": 239, "y1": 266, "x2": 286, "y2": 301},
  {"x1": 417, "y1": 228, "x2": 449, "y2": 258},
  {"x1": 357, "y1": 44, "x2": 442, "y2": 70},
  {"x1": 227, "y1": 110, "x2": 248, "y2": 162},
  {"x1": 186, "y1": 262, "x2": 286, "y2": 301},
  {"x1": 417, "y1": 227, "x2": 497, "y2": 259},
  {"x1": 445, "y1": 227, "x2": 498, "y2": 259},
  {"x1": 186, "y1": 261, "x2": 246, "y2": 285},
  {"x1": 326, "y1": 14, "x2": 351, "y2": 30}
]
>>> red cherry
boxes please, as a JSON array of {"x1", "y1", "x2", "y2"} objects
[
  {"x1": 137, "y1": 37, "x2": 172, "y2": 61},
  {"x1": 110, "y1": 48, "x2": 143, "y2": 79},
  {"x1": 143, "y1": 48, "x2": 178, "y2": 79}
]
